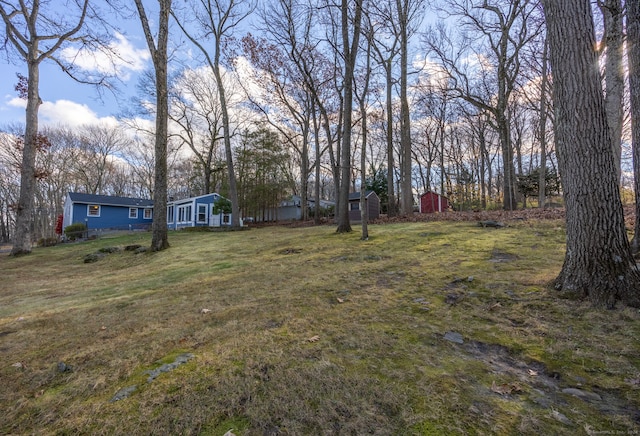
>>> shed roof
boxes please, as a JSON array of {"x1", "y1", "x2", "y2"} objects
[
  {"x1": 68, "y1": 192, "x2": 154, "y2": 208},
  {"x1": 421, "y1": 191, "x2": 448, "y2": 199},
  {"x1": 348, "y1": 191, "x2": 377, "y2": 201}
]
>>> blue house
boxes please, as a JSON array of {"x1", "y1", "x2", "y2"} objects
[
  {"x1": 167, "y1": 193, "x2": 234, "y2": 230},
  {"x1": 63, "y1": 192, "x2": 154, "y2": 233}
]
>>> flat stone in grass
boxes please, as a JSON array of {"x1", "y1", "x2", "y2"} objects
[
  {"x1": 444, "y1": 331, "x2": 464, "y2": 344},
  {"x1": 83, "y1": 252, "x2": 106, "y2": 263},
  {"x1": 144, "y1": 353, "x2": 195, "y2": 383},
  {"x1": 109, "y1": 353, "x2": 195, "y2": 403},
  {"x1": 98, "y1": 246, "x2": 121, "y2": 253},
  {"x1": 110, "y1": 385, "x2": 137, "y2": 402}
]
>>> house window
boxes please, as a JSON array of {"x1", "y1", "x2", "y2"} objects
[
  {"x1": 197, "y1": 204, "x2": 207, "y2": 223},
  {"x1": 223, "y1": 214, "x2": 230, "y2": 224},
  {"x1": 350, "y1": 202, "x2": 360, "y2": 211},
  {"x1": 177, "y1": 205, "x2": 192, "y2": 223},
  {"x1": 88, "y1": 205, "x2": 100, "y2": 217},
  {"x1": 129, "y1": 208, "x2": 138, "y2": 219},
  {"x1": 144, "y1": 208, "x2": 153, "y2": 219},
  {"x1": 167, "y1": 205, "x2": 174, "y2": 223}
]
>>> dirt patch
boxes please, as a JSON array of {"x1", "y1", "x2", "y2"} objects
[{"x1": 460, "y1": 338, "x2": 640, "y2": 428}]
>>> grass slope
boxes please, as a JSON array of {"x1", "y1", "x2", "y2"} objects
[{"x1": 0, "y1": 220, "x2": 639, "y2": 435}]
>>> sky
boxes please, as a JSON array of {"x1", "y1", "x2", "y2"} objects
[
  {"x1": 0, "y1": 2, "x2": 154, "y2": 130},
  {"x1": 0, "y1": 1, "x2": 438, "y2": 133}
]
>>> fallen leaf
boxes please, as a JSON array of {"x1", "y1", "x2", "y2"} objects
[
  {"x1": 11, "y1": 362, "x2": 25, "y2": 369},
  {"x1": 200, "y1": 308, "x2": 211, "y2": 314},
  {"x1": 528, "y1": 369, "x2": 538, "y2": 377},
  {"x1": 100, "y1": 326, "x2": 107, "y2": 331},
  {"x1": 337, "y1": 297, "x2": 345, "y2": 303},
  {"x1": 487, "y1": 302, "x2": 502, "y2": 311},
  {"x1": 307, "y1": 335, "x2": 320, "y2": 343},
  {"x1": 223, "y1": 430, "x2": 236, "y2": 436}
]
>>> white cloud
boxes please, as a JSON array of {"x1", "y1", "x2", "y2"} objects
[
  {"x1": 8, "y1": 97, "x2": 118, "y2": 128},
  {"x1": 60, "y1": 32, "x2": 150, "y2": 80}
]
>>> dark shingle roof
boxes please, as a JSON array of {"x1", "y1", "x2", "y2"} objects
[
  {"x1": 348, "y1": 191, "x2": 376, "y2": 201},
  {"x1": 68, "y1": 192, "x2": 154, "y2": 208}
]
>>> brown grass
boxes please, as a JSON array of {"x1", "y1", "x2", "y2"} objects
[{"x1": 0, "y1": 219, "x2": 639, "y2": 435}]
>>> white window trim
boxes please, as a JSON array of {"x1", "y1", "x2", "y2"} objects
[
  {"x1": 87, "y1": 204, "x2": 101, "y2": 217},
  {"x1": 144, "y1": 208, "x2": 153, "y2": 219},
  {"x1": 129, "y1": 207, "x2": 138, "y2": 219},
  {"x1": 197, "y1": 204, "x2": 207, "y2": 224},
  {"x1": 177, "y1": 204, "x2": 193, "y2": 224},
  {"x1": 167, "y1": 205, "x2": 174, "y2": 224}
]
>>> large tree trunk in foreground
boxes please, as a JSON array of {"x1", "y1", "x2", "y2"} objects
[
  {"x1": 135, "y1": 0, "x2": 171, "y2": 251},
  {"x1": 542, "y1": 0, "x2": 640, "y2": 308},
  {"x1": 11, "y1": 59, "x2": 40, "y2": 256},
  {"x1": 630, "y1": 0, "x2": 640, "y2": 254}
]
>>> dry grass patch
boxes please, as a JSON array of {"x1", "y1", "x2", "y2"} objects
[{"x1": 1, "y1": 220, "x2": 638, "y2": 434}]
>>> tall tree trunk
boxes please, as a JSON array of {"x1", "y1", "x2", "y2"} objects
[
  {"x1": 336, "y1": 0, "x2": 363, "y2": 233},
  {"x1": 313, "y1": 108, "x2": 322, "y2": 225},
  {"x1": 11, "y1": 57, "x2": 41, "y2": 255},
  {"x1": 135, "y1": 0, "x2": 170, "y2": 251},
  {"x1": 398, "y1": 0, "x2": 413, "y2": 216},
  {"x1": 385, "y1": 62, "x2": 397, "y2": 217},
  {"x1": 542, "y1": 0, "x2": 640, "y2": 308},
  {"x1": 538, "y1": 38, "x2": 549, "y2": 208},
  {"x1": 600, "y1": 0, "x2": 625, "y2": 184},
  {"x1": 629, "y1": 0, "x2": 640, "y2": 254}
]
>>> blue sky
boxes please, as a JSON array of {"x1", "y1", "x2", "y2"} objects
[{"x1": 0, "y1": 3, "x2": 152, "y2": 129}]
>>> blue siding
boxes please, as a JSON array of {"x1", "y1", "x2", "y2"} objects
[
  {"x1": 167, "y1": 193, "x2": 231, "y2": 229},
  {"x1": 72, "y1": 203, "x2": 152, "y2": 230}
]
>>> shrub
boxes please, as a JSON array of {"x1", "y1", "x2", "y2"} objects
[
  {"x1": 37, "y1": 237, "x2": 58, "y2": 247},
  {"x1": 64, "y1": 222, "x2": 87, "y2": 241}
]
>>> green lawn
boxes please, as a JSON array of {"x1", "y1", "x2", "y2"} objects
[{"x1": 1, "y1": 220, "x2": 638, "y2": 435}]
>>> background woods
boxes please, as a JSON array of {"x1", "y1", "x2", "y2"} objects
[{"x1": 0, "y1": 0, "x2": 637, "y2": 253}]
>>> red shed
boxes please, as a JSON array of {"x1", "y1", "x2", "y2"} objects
[{"x1": 420, "y1": 191, "x2": 449, "y2": 213}]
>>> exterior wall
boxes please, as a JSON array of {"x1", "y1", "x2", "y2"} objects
[
  {"x1": 77, "y1": 203, "x2": 152, "y2": 230},
  {"x1": 63, "y1": 193, "x2": 154, "y2": 232},
  {"x1": 348, "y1": 192, "x2": 380, "y2": 221},
  {"x1": 420, "y1": 192, "x2": 449, "y2": 213},
  {"x1": 167, "y1": 193, "x2": 232, "y2": 229}
]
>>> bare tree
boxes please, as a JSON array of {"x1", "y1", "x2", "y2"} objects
[
  {"x1": 1, "y1": 0, "x2": 93, "y2": 255},
  {"x1": 425, "y1": 0, "x2": 538, "y2": 211},
  {"x1": 241, "y1": 31, "x2": 313, "y2": 222},
  {"x1": 169, "y1": 68, "x2": 226, "y2": 195},
  {"x1": 542, "y1": 0, "x2": 640, "y2": 307},
  {"x1": 133, "y1": 0, "x2": 171, "y2": 251},
  {"x1": 368, "y1": 4, "x2": 400, "y2": 217},
  {"x1": 396, "y1": 0, "x2": 425, "y2": 215},
  {"x1": 172, "y1": 0, "x2": 256, "y2": 228},
  {"x1": 71, "y1": 124, "x2": 126, "y2": 194},
  {"x1": 333, "y1": 0, "x2": 364, "y2": 233},
  {"x1": 598, "y1": 0, "x2": 625, "y2": 183}
]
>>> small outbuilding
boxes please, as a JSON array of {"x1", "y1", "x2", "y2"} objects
[
  {"x1": 348, "y1": 191, "x2": 380, "y2": 221},
  {"x1": 420, "y1": 191, "x2": 449, "y2": 214}
]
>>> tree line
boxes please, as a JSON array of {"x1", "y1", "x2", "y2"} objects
[{"x1": 2, "y1": 0, "x2": 640, "y2": 306}]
